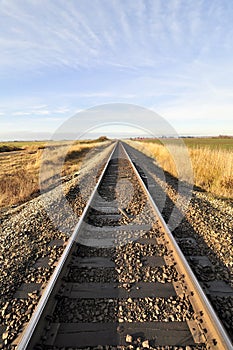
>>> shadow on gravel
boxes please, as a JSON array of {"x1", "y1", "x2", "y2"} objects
[{"x1": 124, "y1": 142, "x2": 233, "y2": 341}]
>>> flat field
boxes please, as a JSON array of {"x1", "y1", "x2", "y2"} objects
[
  {"x1": 0, "y1": 138, "x2": 109, "y2": 208},
  {"x1": 137, "y1": 137, "x2": 233, "y2": 150},
  {"x1": 182, "y1": 137, "x2": 233, "y2": 150},
  {"x1": 0, "y1": 141, "x2": 46, "y2": 153},
  {"x1": 128, "y1": 137, "x2": 233, "y2": 199}
]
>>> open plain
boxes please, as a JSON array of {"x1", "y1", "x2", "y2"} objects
[{"x1": 0, "y1": 139, "x2": 232, "y2": 349}]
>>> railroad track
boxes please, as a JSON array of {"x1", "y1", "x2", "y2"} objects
[{"x1": 16, "y1": 141, "x2": 232, "y2": 350}]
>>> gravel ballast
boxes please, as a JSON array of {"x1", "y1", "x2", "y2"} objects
[
  {"x1": 124, "y1": 141, "x2": 233, "y2": 341},
  {"x1": 0, "y1": 142, "x2": 114, "y2": 348},
  {"x1": 1, "y1": 140, "x2": 232, "y2": 348}
]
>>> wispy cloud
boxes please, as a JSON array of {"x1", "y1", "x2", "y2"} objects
[
  {"x1": 54, "y1": 107, "x2": 71, "y2": 114},
  {"x1": 30, "y1": 104, "x2": 48, "y2": 110},
  {"x1": 0, "y1": 0, "x2": 232, "y2": 138},
  {"x1": 11, "y1": 106, "x2": 71, "y2": 117},
  {"x1": 1, "y1": 0, "x2": 232, "y2": 72},
  {"x1": 12, "y1": 111, "x2": 34, "y2": 116}
]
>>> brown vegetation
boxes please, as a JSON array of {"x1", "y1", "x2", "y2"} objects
[
  {"x1": 0, "y1": 139, "x2": 110, "y2": 208},
  {"x1": 127, "y1": 140, "x2": 233, "y2": 198}
]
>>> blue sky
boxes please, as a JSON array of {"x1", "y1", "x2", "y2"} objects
[{"x1": 0, "y1": 0, "x2": 233, "y2": 140}]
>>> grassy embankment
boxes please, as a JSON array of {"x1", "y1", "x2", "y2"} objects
[
  {"x1": 0, "y1": 137, "x2": 109, "y2": 208},
  {"x1": 127, "y1": 137, "x2": 233, "y2": 198}
]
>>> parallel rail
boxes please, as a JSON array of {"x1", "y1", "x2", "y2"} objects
[
  {"x1": 123, "y1": 142, "x2": 232, "y2": 350},
  {"x1": 16, "y1": 141, "x2": 232, "y2": 350},
  {"x1": 16, "y1": 142, "x2": 117, "y2": 350}
]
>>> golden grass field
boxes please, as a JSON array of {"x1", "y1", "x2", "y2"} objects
[
  {"x1": 127, "y1": 138, "x2": 233, "y2": 199},
  {"x1": 0, "y1": 137, "x2": 232, "y2": 209},
  {"x1": 0, "y1": 138, "x2": 109, "y2": 208}
]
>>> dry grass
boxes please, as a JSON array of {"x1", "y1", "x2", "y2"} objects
[
  {"x1": 189, "y1": 146, "x2": 233, "y2": 197},
  {"x1": 0, "y1": 139, "x2": 110, "y2": 208},
  {"x1": 0, "y1": 149, "x2": 40, "y2": 208},
  {"x1": 127, "y1": 140, "x2": 233, "y2": 198}
]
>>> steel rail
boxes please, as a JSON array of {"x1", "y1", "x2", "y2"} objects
[
  {"x1": 17, "y1": 140, "x2": 232, "y2": 350},
  {"x1": 121, "y1": 141, "x2": 233, "y2": 350},
  {"x1": 16, "y1": 141, "x2": 117, "y2": 350}
]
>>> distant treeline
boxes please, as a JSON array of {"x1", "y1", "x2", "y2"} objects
[{"x1": 216, "y1": 135, "x2": 233, "y2": 139}]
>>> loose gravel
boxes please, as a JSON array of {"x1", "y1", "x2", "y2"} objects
[
  {"x1": 1, "y1": 141, "x2": 231, "y2": 348},
  {"x1": 124, "y1": 142, "x2": 233, "y2": 342},
  {"x1": 45, "y1": 346, "x2": 206, "y2": 350},
  {"x1": 53, "y1": 296, "x2": 194, "y2": 323},
  {"x1": 0, "y1": 142, "x2": 114, "y2": 349},
  {"x1": 49, "y1": 145, "x2": 198, "y2": 349}
]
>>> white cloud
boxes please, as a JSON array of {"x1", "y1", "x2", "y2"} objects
[
  {"x1": 12, "y1": 110, "x2": 50, "y2": 116},
  {"x1": 8, "y1": 105, "x2": 73, "y2": 119},
  {"x1": 157, "y1": 102, "x2": 233, "y2": 122},
  {"x1": 35, "y1": 110, "x2": 50, "y2": 115},
  {"x1": 53, "y1": 107, "x2": 71, "y2": 114},
  {"x1": 1, "y1": 0, "x2": 230, "y2": 72},
  {"x1": 12, "y1": 111, "x2": 33, "y2": 116},
  {"x1": 0, "y1": 1, "x2": 232, "y2": 138},
  {"x1": 30, "y1": 104, "x2": 48, "y2": 110}
]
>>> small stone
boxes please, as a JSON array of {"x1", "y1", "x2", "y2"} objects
[
  {"x1": 28, "y1": 292, "x2": 37, "y2": 299},
  {"x1": 125, "y1": 334, "x2": 133, "y2": 343},
  {"x1": 2, "y1": 332, "x2": 8, "y2": 340},
  {"x1": 142, "y1": 340, "x2": 150, "y2": 348}
]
